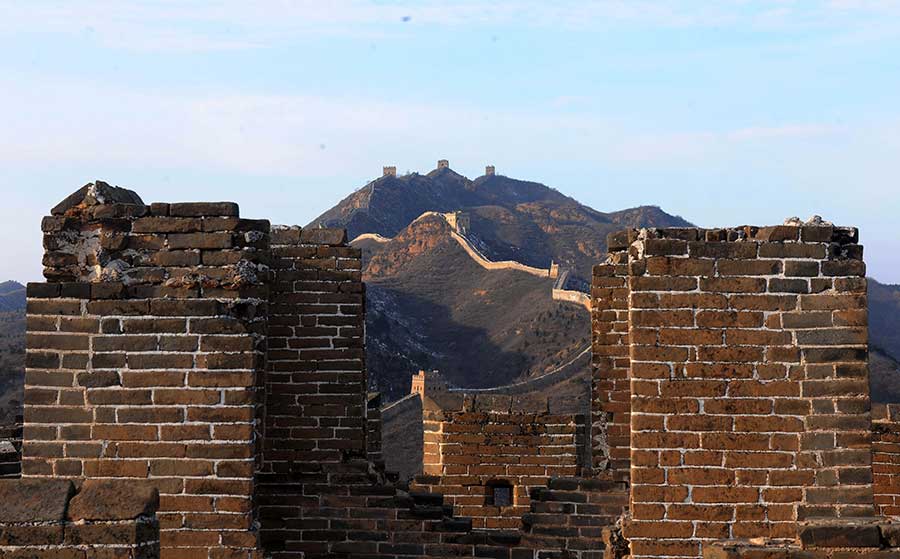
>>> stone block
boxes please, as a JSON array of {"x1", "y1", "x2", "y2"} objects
[
  {"x1": 0, "y1": 479, "x2": 74, "y2": 522},
  {"x1": 169, "y1": 202, "x2": 239, "y2": 217},
  {"x1": 300, "y1": 227, "x2": 347, "y2": 245},
  {"x1": 799, "y1": 520, "x2": 881, "y2": 548}
]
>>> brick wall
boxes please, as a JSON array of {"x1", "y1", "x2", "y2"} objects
[
  {"x1": 255, "y1": 225, "x2": 372, "y2": 556},
  {"x1": 591, "y1": 233, "x2": 632, "y2": 480},
  {"x1": 873, "y1": 403, "x2": 900, "y2": 517},
  {"x1": 0, "y1": 478, "x2": 160, "y2": 558},
  {"x1": 600, "y1": 225, "x2": 872, "y2": 559},
  {"x1": 260, "y1": 225, "x2": 365, "y2": 474},
  {"x1": 22, "y1": 185, "x2": 887, "y2": 559},
  {"x1": 412, "y1": 397, "x2": 585, "y2": 529},
  {"x1": 522, "y1": 477, "x2": 629, "y2": 556},
  {"x1": 24, "y1": 183, "x2": 269, "y2": 558},
  {"x1": 367, "y1": 393, "x2": 384, "y2": 466},
  {"x1": 380, "y1": 393, "x2": 424, "y2": 482}
]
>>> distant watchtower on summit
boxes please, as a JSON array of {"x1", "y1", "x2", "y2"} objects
[
  {"x1": 485, "y1": 165, "x2": 496, "y2": 176},
  {"x1": 382, "y1": 166, "x2": 397, "y2": 177},
  {"x1": 437, "y1": 159, "x2": 449, "y2": 170}
]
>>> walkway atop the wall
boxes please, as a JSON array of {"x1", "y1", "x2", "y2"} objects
[{"x1": 446, "y1": 344, "x2": 591, "y2": 395}]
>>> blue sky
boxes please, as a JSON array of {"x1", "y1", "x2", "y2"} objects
[{"x1": 1, "y1": 1, "x2": 898, "y2": 282}]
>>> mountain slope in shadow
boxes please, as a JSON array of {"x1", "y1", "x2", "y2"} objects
[{"x1": 363, "y1": 214, "x2": 590, "y2": 400}]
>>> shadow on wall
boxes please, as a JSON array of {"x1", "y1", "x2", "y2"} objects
[{"x1": 380, "y1": 394, "x2": 424, "y2": 482}]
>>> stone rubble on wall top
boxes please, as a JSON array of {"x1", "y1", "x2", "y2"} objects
[
  {"x1": 51, "y1": 181, "x2": 145, "y2": 216},
  {"x1": 606, "y1": 223, "x2": 860, "y2": 256},
  {"x1": 40, "y1": 183, "x2": 277, "y2": 291}
]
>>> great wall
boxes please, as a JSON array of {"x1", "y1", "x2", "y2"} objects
[
  {"x1": 351, "y1": 202, "x2": 593, "y2": 400},
  {"x1": 0, "y1": 181, "x2": 898, "y2": 559},
  {"x1": 350, "y1": 206, "x2": 591, "y2": 310}
]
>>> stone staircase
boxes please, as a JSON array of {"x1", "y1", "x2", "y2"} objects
[
  {"x1": 256, "y1": 456, "x2": 531, "y2": 558},
  {"x1": 0, "y1": 417, "x2": 22, "y2": 479},
  {"x1": 257, "y1": 453, "x2": 631, "y2": 559}
]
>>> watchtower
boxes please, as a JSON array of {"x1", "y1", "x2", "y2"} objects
[
  {"x1": 437, "y1": 159, "x2": 449, "y2": 170},
  {"x1": 383, "y1": 166, "x2": 397, "y2": 177},
  {"x1": 443, "y1": 212, "x2": 470, "y2": 235},
  {"x1": 410, "y1": 370, "x2": 451, "y2": 400},
  {"x1": 410, "y1": 371, "x2": 426, "y2": 396},
  {"x1": 485, "y1": 165, "x2": 496, "y2": 176}
]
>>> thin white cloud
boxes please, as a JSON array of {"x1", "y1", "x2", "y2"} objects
[
  {"x1": 0, "y1": 77, "x2": 855, "y2": 178},
  {"x1": 3, "y1": 1, "x2": 900, "y2": 53}
]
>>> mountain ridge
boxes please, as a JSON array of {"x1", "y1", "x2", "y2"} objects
[
  {"x1": 312, "y1": 164, "x2": 900, "y2": 404},
  {"x1": 309, "y1": 166, "x2": 692, "y2": 285},
  {"x1": 310, "y1": 165, "x2": 702, "y2": 401}
]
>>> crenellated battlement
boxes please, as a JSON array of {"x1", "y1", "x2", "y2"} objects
[{"x1": 14, "y1": 184, "x2": 897, "y2": 559}]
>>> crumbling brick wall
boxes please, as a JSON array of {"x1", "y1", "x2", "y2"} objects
[
  {"x1": 522, "y1": 477, "x2": 629, "y2": 554},
  {"x1": 23, "y1": 185, "x2": 889, "y2": 559},
  {"x1": 412, "y1": 396, "x2": 586, "y2": 529},
  {"x1": 0, "y1": 478, "x2": 160, "y2": 558},
  {"x1": 24, "y1": 183, "x2": 270, "y2": 558},
  {"x1": 873, "y1": 403, "x2": 900, "y2": 517},
  {"x1": 591, "y1": 234, "x2": 631, "y2": 480},
  {"x1": 594, "y1": 225, "x2": 873, "y2": 559}
]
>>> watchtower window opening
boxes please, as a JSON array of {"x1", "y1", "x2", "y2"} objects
[{"x1": 486, "y1": 479, "x2": 513, "y2": 507}]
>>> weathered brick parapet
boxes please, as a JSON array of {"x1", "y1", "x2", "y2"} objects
[
  {"x1": 252, "y1": 224, "x2": 373, "y2": 556},
  {"x1": 873, "y1": 404, "x2": 900, "y2": 518},
  {"x1": 41, "y1": 181, "x2": 270, "y2": 296},
  {"x1": 591, "y1": 224, "x2": 873, "y2": 559},
  {"x1": 25, "y1": 183, "x2": 270, "y2": 558},
  {"x1": 0, "y1": 478, "x2": 160, "y2": 558},
  {"x1": 592, "y1": 236, "x2": 631, "y2": 481},
  {"x1": 412, "y1": 395, "x2": 587, "y2": 530}
]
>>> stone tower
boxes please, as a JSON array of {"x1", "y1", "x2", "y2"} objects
[
  {"x1": 383, "y1": 166, "x2": 397, "y2": 177},
  {"x1": 443, "y1": 211, "x2": 470, "y2": 235},
  {"x1": 437, "y1": 159, "x2": 449, "y2": 170}
]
